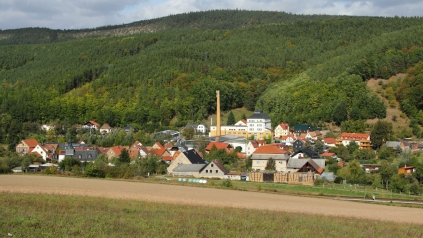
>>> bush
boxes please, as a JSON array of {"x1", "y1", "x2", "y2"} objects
[
  {"x1": 220, "y1": 179, "x2": 233, "y2": 188},
  {"x1": 334, "y1": 176, "x2": 344, "y2": 184}
]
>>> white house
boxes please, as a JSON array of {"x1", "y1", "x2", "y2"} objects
[
  {"x1": 274, "y1": 123, "x2": 289, "y2": 138},
  {"x1": 251, "y1": 145, "x2": 290, "y2": 172}
]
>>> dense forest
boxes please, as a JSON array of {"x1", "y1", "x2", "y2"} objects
[{"x1": 1, "y1": 10, "x2": 423, "y2": 147}]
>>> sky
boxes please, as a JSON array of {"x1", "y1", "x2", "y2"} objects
[{"x1": 1, "y1": 0, "x2": 422, "y2": 30}]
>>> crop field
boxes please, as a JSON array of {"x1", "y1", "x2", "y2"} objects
[{"x1": 1, "y1": 175, "x2": 423, "y2": 237}]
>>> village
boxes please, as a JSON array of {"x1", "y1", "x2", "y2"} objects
[{"x1": 12, "y1": 91, "x2": 421, "y2": 187}]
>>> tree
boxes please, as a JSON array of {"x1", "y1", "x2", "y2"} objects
[
  {"x1": 182, "y1": 127, "x2": 195, "y2": 140},
  {"x1": 347, "y1": 142, "x2": 359, "y2": 154},
  {"x1": 380, "y1": 160, "x2": 396, "y2": 190},
  {"x1": 333, "y1": 100, "x2": 348, "y2": 126},
  {"x1": 347, "y1": 159, "x2": 364, "y2": 183},
  {"x1": 370, "y1": 120, "x2": 393, "y2": 149},
  {"x1": 58, "y1": 157, "x2": 81, "y2": 172},
  {"x1": 314, "y1": 139, "x2": 324, "y2": 154},
  {"x1": 227, "y1": 111, "x2": 235, "y2": 125},
  {"x1": 265, "y1": 158, "x2": 276, "y2": 170},
  {"x1": 117, "y1": 148, "x2": 130, "y2": 164}
]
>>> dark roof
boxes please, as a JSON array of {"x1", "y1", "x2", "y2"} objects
[
  {"x1": 293, "y1": 124, "x2": 311, "y2": 131},
  {"x1": 73, "y1": 150, "x2": 99, "y2": 162},
  {"x1": 291, "y1": 149, "x2": 320, "y2": 159},
  {"x1": 212, "y1": 159, "x2": 229, "y2": 174},
  {"x1": 297, "y1": 159, "x2": 324, "y2": 174},
  {"x1": 247, "y1": 110, "x2": 271, "y2": 120},
  {"x1": 184, "y1": 149, "x2": 206, "y2": 164}
]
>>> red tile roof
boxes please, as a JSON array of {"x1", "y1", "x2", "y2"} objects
[
  {"x1": 154, "y1": 142, "x2": 165, "y2": 149},
  {"x1": 340, "y1": 133, "x2": 370, "y2": 141},
  {"x1": 162, "y1": 156, "x2": 174, "y2": 161},
  {"x1": 320, "y1": 152, "x2": 336, "y2": 157},
  {"x1": 206, "y1": 142, "x2": 230, "y2": 151},
  {"x1": 253, "y1": 145, "x2": 288, "y2": 154},
  {"x1": 279, "y1": 123, "x2": 289, "y2": 130},
  {"x1": 23, "y1": 138, "x2": 38, "y2": 148},
  {"x1": 149, "y1": 148, "x2": 167, "y2": 156},
  {"x1": 323, "y1": 138, "x2": 337, "y2": 144},
  {"x1": 89, "y1": 120, "x2": 100, "y2": 127}
]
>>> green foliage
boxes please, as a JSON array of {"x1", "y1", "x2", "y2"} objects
[
  {"x1": 182, "y1": 127, "x2": 195, "y2": 140},
  {"x1": 58, "y1": 157, "x2": 82, "y2": 172},
  {"x1": 220, "y1": 179, "x2": 233, "y2": 188},
  {"x1": 380, "y1": 160, "x2": 397, "y2": 190},
  {"x1": 227, "y1": 111, "x2": 235, "y2": 125},
  {"x1": 117, "y1": 148, "x2": 130, "y2": 164},
  {"x1": 265, "y1": 158, "x2": 276, "y2": 170},
  {"x1": 370, "y1": 120, "x2": 393, "y2": 149}
]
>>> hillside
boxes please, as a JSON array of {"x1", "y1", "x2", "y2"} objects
[{"x1": 1, "y1": 10, "x2": 423, "y2": 145}]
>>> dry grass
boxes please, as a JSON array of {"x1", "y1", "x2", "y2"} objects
[
  {"x1": 1, "y1": 192, "x2": 423, "y2": 238},
  {"x1": 366, "y1": 73, "x2": 410, "y2": 133}
]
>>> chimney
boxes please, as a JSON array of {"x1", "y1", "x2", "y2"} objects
[{"x1": 216, "y1": 90, "x2": 221, "y2": 137}]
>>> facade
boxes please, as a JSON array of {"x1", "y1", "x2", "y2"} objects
[
  {"x1": 251, "y1": 145, "x2": 290, "y2": 172},
  {"x1": 274, "y1": 123, "x2": 289, "y2": 138},
  {"x1": 167, "y1": 149, "x2": 206, "y2": 174},
  {"x1": 340, "y1": 132, "x2": 371, "y2": 149},
  {"x1": 198, "y1": 160, "x2": 229, "y2": 178},
  {"x1": 82, "y1": 121, "x2": 100, "y2": 130},
  {"x1": 16, "y1": 138, "x2": 39, "y2": 155},
  {"x1": 99, "y1": 123, "x2": 113, "y2": 134},
  {"x1": 209, "y1": 111, "x2": 272, "y2": 140}
]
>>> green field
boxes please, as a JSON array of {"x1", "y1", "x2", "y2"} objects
[{"x1": 1, "y1": 192, "x2": 422, "y2": 238}]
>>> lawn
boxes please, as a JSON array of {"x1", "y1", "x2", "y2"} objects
[{"x1": 1, "y1": 192, "x2": 422, "y2": 238}]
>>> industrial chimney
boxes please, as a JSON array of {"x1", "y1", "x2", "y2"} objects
[{"x1": 216, "y1": 90, "x2": 221, "y2": 136}]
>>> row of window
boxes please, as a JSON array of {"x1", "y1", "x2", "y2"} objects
[{"x1": 205, "y1": 170, "x2": 219, "y2": 173}]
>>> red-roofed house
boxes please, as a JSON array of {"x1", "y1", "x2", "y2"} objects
[
  {"x1": 320, "y1": 152, "x2": 336, "y2": 158},
  {"x1": 31, "y1": 143, "x2": 58, "y2": 161},
  {"x1": 280, "y1": 134, "x2": 296, "y2": 146},
  {"x1": 340, "y1": 133, "x2": 370, "y2": 146},
  {"x1": 16, "y1": 138, "x2": 39, "y2": 155},
  {"x1": 274, "y1": 123, "x2": 290, "y2": 138},
  {"x1": 106, "y1": 146, "x2": 129, "y2": 161},
  {"x1": 152, "y1": 142, "x2": 165, "y2": 150},
  {"x1": 323, "y1": 138, "x2": 337, "y2": 148},
  {"x1": 82, "y1": 121, "x2": 100, "y2": 130},
  {"x1": 251, "y1": 145, "x2": 290, "y2": 172},
  {"x1": 205, "y1": 142, "x2": 232, "y2": 152},
  {"x1": 234, "y1": 119, "x2": 247, "y2": 126},
  {"x1": 246, "y1": 140, "x2": 266, "y2": 156}
]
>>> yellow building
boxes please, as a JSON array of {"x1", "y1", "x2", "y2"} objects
[{"x1": 209, "y1": 110, "x2": 272, "y2": 140}]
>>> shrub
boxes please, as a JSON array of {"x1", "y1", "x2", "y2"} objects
[
  {"x1": 220, "y1": 179, "x2": 233, "y2": 188},
  {"x1": 334, "y1": 176, "x2": 344, "y2": 184}
]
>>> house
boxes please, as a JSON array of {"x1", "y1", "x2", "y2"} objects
[
  {"x1": 106, "y1": 146, "x2": 129, "y2": 161},
  {"x1": 16, "y1": 138, "x2": 39, "y2": 155},
  {"x1": 323, "y1": 138, "x2": 337, "y2": 148},
  {"x1": 274, "y1": 123, "x2": 289, "y2": 138},
  {"x1": 99, "y1": 123, "x2": 113, "y2": 134},
  {"x1": 198, "y1": 159, "x2": 229, "y2": 178},
  {"x1": 280, "y1": 134, "x2": 296, "y2": 146},
  {"x1": 291, "y1": 149, "x2": 320, "y2": 159},
  {"x1": 293, "y1": 140, "x2": 305, "y2": 152},
  {"x1": 31, "y1": 143, "x2": 58, "y2": 161},
  {"x1": 297, "y1": 159, "x2": 324, "y2": 174},
  {"x1": 122, "y1": 125, "x2": 137, "y2": 133},
  {"x1": 385, "y1": 141, "x2": 406, "y2": 151},
  {"x1": 293, "y1": 124, "x2": 313, "y2": 135},
  {"x1": 185, "y1": 123, "x2": 207, "y2": 134},
  {"x1": 246, "y1": 140, "x2": 267, "y2": 157},
  {"x1": 340, "y1": 132, "x2": 371, "y2": 148},
  {"x1": 398, "y1": 165, "x2": 415, "y2": 175},
  {"x1": 234, "y1": 119, "x2": 247, "y2": 126},
  {"x1": 251, "y1": 145, "x2": 290, "y2": 172},
  {"x1": 286, "y1": 158, "x2": 326, "y2": 173},
  {"x1": 207, "y1": 135, "x2": 249, "y2": 153},
  {"x1": 361, "y1": 164, "x2": 381, "y2": 174},
  {"x1": 167, "y1": 149, "x2": 207, "y2": 174},
  {"x1": 60, "y1": 141, "x2": 99, "y2": 162},
  {"x1": 320, "y1": 152, "x2": 336, "y2": 159},
  {"x1": 152, "y1": 142, "x2": 165, "y2": 150},
  {"x1": 205, "y1": 142, "x2": 232, "y2": 152},
  {"x1": 82, "y1": 120, "x2": 100, "y2": 130}
]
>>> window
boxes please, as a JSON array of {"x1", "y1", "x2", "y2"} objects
[
  {"x1": 206, "y1": 170, "x2": 208, "y2": 173},
  {"x1": 216, "y1": 170, "x2": 218, "y2": 173},
  {"x1": 211, "y1": 164, "x2": 214, "y2": 167}
]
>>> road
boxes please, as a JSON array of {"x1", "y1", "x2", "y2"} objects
[{"x1": 1, "y1": 175, "x2": 422, "y2": 224}]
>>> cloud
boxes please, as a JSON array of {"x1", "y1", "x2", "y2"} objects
[{"x1": 0, "y1": 0, "x2": 422, "y2": 30}]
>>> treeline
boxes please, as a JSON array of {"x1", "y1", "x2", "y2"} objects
[{"x1": 2, "y1": 12, "x2": 423, "y2": 146}]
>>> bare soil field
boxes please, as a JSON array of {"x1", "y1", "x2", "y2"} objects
[{"x1": 1, "y1": 175, "x2": 422, "y2": 224}]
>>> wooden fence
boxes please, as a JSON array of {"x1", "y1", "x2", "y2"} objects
[{"x1": 249, "y1": 172, "x2": 315, "y2": 186}]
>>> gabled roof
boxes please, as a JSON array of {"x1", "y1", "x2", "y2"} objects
[
  {"x1": 320, "y1": 152, "x2": 336, "y2": 157},
  {"x1": 287, "y1": 158, "x2": 326, "y2": 169},
  {"x1": 323, "y1": 138, "x2": 337, "y2": 144},
  {"x1": 210, "y1": 159, "x2": 229, "y2": 174},
  {"x1": 89, "y1": 120, "x2": 100, "y2": 127},
  {"x1": 154, "y1": 142, "x2": 165, "y2": 149},
  {"x1": 22, "y1": 138, "x2": 38, "y2": 148},
  {"x1": 206, "y1": 142, "x2": 231, "y2": 151},
  {"x1": 249, "y1": 140, "x2": 266, "y2": 148},
  {"x1": 173, "y1": 164, "x2": 207, "y2": 172},
  {"x1": 109, "y1": 146, "x2": 129, "y2": 156},
  {"x1": 149, "y1": 148, "x2": 167, "y2": 156},
  {"x1": 291, "y1": 149, "x2": 320, "y2": 159},
  {"x1": 297, "y1": 159, "x2": 324, "y2": 174},
  {"x1": 100, "y1": 123, "x2": 112, "y2": 129},
  {"x1": 253, "y1": 145, "x2": 288, "y2": 154},
  {"x1": 184, "y1": 149, "x2": 206, "y2": 164},
  {"x1": 164, "y1": 142, "x2": 173, "y2": 149},
  {"x1": 278, "y1": 123, "x2": 289, "y2": 130}
]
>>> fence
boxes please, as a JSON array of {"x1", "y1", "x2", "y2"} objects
[{"x1": 249, "y1": 172, "x2": 315, "y2": 186}]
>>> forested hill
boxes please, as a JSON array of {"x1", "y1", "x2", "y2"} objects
[
  {"x1": 1, "y1": 10, "x2": 423, "y2": 146},
  {"x1": 1, "y1": 10, "x2": 358, "y2": 45}
]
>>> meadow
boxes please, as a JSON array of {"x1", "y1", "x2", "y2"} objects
[{"x1": 1, "y1": 192, "x2": 422, "y2": 238}]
